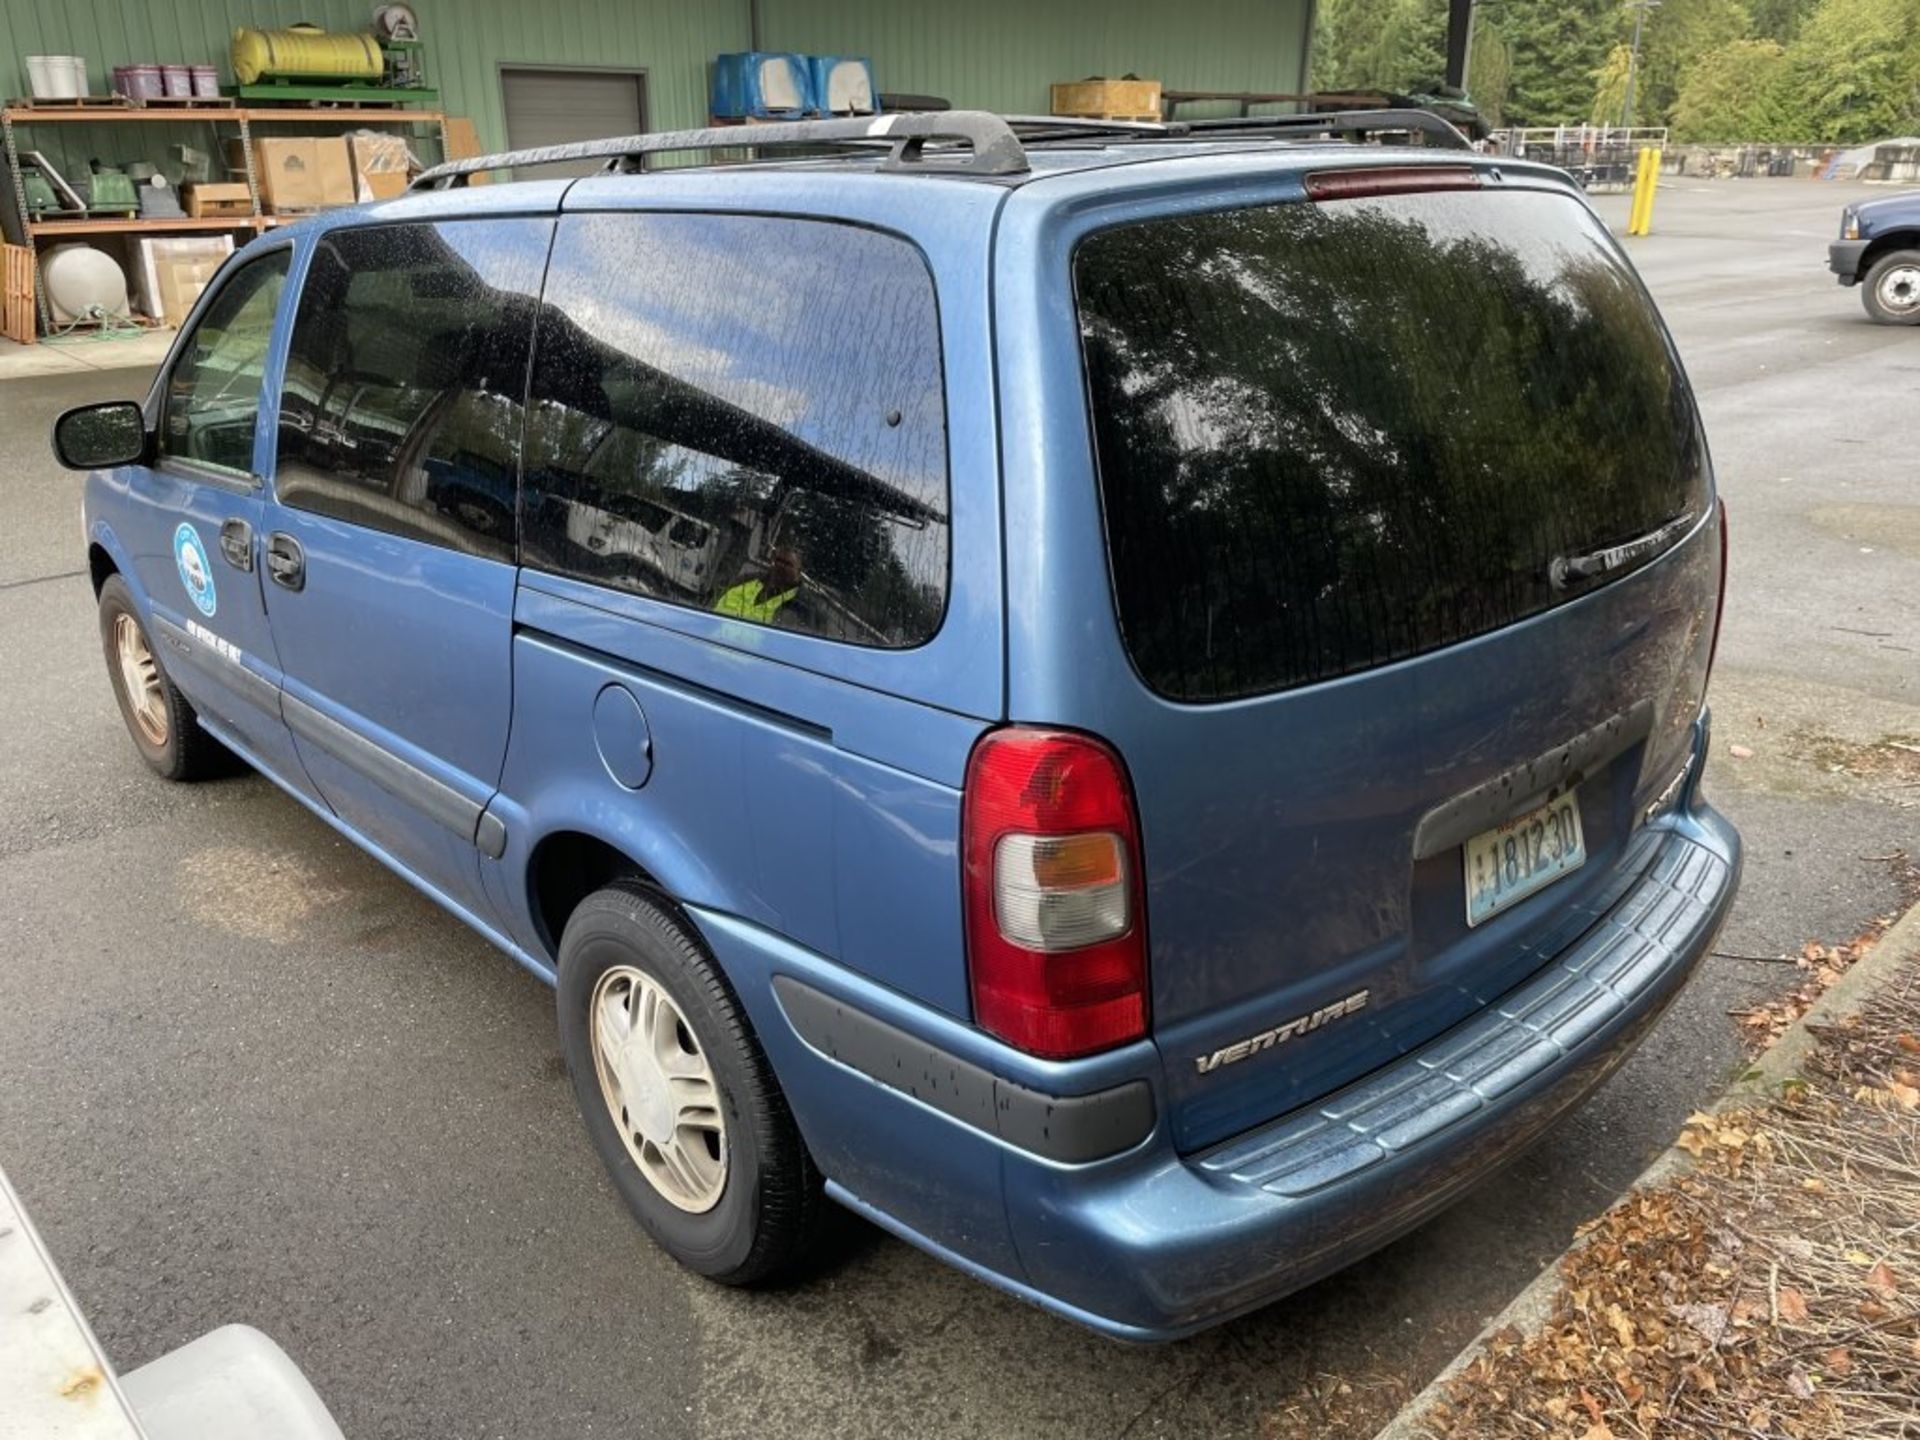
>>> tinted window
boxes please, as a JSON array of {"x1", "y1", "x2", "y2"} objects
[
  {"x1": 1075, "y1": 188, "x2": 1709, "y2": 702},
  {"x1": 523, "y1": 213, "x2": 948, "y2": 648},
  {"x1": 161, "y1": 250, "x2": 289, "y2": 475},
  {"x1": 275, "y1": 220, "x2": 548, "y2": 561}
]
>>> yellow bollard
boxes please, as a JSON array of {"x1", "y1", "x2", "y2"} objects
[{"x1": 1627, "y1": 146, "x2": 1662, "y2": 237}]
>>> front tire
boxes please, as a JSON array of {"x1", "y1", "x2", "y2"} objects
[
  {"x1": 556, "y1": 881, "x2": 823, "y2": 1284},
  {"x1": 97, "y1": 574, "x2": 231, "y2": 781},
  {"x1": 1862, "y1": 248, "x2": 1920, "y2": 325}
]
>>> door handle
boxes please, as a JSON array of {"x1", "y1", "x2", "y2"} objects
[
  {"x1": 265, "y1": 531, "x2": 305, "y2": 592},
  {"x1": 218, "y1": 517, "x2": 254, "y2": 572}
]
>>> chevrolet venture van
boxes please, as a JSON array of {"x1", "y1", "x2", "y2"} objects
[{"x1": 56, "y1": 110, "x2": 1738, "y2": 1339}]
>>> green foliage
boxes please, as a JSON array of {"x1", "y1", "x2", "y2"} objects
[
  {"x1": 1497, "y1": 0, "x2": 1620, "y2": 124},
  {"x1": 1312, "y1": 0, "x2": 1920, "y2": 140},
  {"x1": 1620, "y1": 0, "x2": 1752, "y2": 127},
  {"x1": 1782, "y1": 0, "x2": 1920, "y2": 143},
  {"x1": 1671, "y1": 39, "x2": 1798, "y2": 139},
  {"x1": 1467, "y1": 20, "x2": 1514, "y2": 127},
  {"x1": 1312, "y1": 0, "x2": 1446, "y2": 94}
]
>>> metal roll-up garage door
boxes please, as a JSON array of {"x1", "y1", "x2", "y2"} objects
[{"x1": 501, "y1": 67, "x2": 647, "y2": 177}]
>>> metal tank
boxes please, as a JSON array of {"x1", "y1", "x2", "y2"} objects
[{"x1": 230, "y1": 25, "x2": 383, "y2": 85}]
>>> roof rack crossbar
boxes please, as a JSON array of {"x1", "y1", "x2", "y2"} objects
[
  {"x1": 410, "y1": 110, "x2": 1029, "y2": 189},
  {"x1": 1179, "y1": 108, "x2": 1472, "y2": 151}
]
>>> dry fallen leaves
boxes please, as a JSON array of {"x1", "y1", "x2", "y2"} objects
[{"x1": 1425, "y1": 956, "x2": 1920, "y2": 1440}]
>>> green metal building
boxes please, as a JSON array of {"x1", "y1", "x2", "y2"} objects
[{"x1": 3, "y1": 0, "x2": 1314, "y2": 150}]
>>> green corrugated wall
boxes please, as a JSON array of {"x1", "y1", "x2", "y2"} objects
[
  {"x1": 762, "y1": 0, "x2": 1311, "y2": 116},
  {"x1": 3, "y1": 0, "x2": 1309, "y2": 149}
]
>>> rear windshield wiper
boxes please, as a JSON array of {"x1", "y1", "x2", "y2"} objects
[{"x1": 1550, "y1": 511, "x2": 1695, "y2": 590}]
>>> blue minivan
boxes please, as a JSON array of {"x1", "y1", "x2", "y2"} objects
[{"x1": 55, "y1": 110, "x2": 1738, "y2": 1340}]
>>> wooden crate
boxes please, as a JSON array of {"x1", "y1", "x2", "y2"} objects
[
  {"x1": 183, "y1": 181, "x2": 254, "y2": 218},
  {"x1": 1050, "y1": 77, "x2": 1163, "y2": 122},
  {"x1": 3, "y1": 243, "x2": 34, "y2": 345}
]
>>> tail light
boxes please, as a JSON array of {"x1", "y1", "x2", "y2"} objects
[
  {"x1": 1707, "y1": 498, "x2": 1729, "y2": 682},
  {"x1": 962, "y1": 727, "x2": 1148, "y2": 1059}
]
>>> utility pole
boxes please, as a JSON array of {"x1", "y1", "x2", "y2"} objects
[{"x1": 1620, "y1": 0, "x2": 1660, "y2": 129}]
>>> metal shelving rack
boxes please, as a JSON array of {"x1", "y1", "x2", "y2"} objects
[{"x1": 2, "y1": 103, "x2": 447, "y2": 340}]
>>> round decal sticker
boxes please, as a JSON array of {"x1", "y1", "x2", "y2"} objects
[{"x1": 174, "y1": 523, "x2": 216, "y2": 617}]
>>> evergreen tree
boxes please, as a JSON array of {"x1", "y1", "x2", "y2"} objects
[{"x1": 1671, "y1": 38, "x2": 1799, "y2": 137}]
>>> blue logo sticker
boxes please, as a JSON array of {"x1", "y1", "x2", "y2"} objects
[{"x1": 174, "y1": 523, "x2": 216, "y2": 617}]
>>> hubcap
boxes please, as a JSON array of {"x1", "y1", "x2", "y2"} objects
[
  {"x1": 1881, "y1": 265, "x2": 1920, "y2": 314},
  {"x1": 114, "y1": 613, "x2": 168, "y2": 746},
  {"x1": 589, "y1": 966, "x2": 727, "y2": 1213}
]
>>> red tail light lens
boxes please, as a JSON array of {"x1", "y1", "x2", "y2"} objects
[
  {"x1": 1707, "y1": 498, "x2": 1729, "y2": 682},
  {"x1": 962, "y1": 727, "x2": 1148, "y2": 1059}
]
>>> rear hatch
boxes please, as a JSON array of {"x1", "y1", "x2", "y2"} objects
[{"x1": 1070, "y1": 169, "x2": 1721, "y2": 1151}]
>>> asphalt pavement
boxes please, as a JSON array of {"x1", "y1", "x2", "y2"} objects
[{"x1": 0, "y1": 177, "x2": 1915, "y2": 1440}]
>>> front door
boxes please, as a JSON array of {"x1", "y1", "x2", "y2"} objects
[
  {"x1": 118, "y1": 246, "x2": 313, "y2": 793},
  {"x1": 258, "y1": 217, "x2": 551, "y2": 920}
]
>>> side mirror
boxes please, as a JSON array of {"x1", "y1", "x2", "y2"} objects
[{"x1": 51, "y1": 401, "x2": 147, "y2": 471}]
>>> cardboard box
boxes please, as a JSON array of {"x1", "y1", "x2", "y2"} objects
[
  {"x1": 226, "y1": 137, "x2": 354, "y2": 212},
  {"x1": 182, "y1": 181, "x2": 253, "y2": 218},
  {"x1": 1050, "y1": 76, "x2": 1163, "y2": 121},
  {"x1": 347, "y1": 131, "x2": 413, "y2": 202},
  {"x1": 133, "y1": 235, "x2": 233, "y2": 326}
]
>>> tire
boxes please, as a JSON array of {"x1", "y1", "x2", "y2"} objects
[
  {"x1": 556, "y1": 880, "x2": 823, "y2": 1285},
  {"x1": 1861, "y1": 248, "x2": 1920, "y2": 325},
  {"x1": 97, "y1": 574, "x2": 232, "y2": 782}
]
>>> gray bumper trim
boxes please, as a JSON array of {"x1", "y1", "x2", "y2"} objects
[
  {"x1": 1199, "y1": 828, "x2": 1732, "y2": 1196},
  {"x1": 773, "y1": 977, "x2": 1156, "y2": 1165}
]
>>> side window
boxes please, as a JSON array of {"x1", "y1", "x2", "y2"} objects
[
  {"x1": 160, "y1": 249, "x2": 290, "y2": 476},
  {"x1": 523, "y1": 213, "x2": 949, "y2": 649},
  {"x1": 274, "y1": 219, "x2": 548, "y2": 561}
]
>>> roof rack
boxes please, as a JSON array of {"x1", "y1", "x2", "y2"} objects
[
  {"x1": 410, "y1": 109, "x2": 1028, "y2": 189},
  {"x1": 1178, "y1": 108, "x2": 1472, "y2": 151}
]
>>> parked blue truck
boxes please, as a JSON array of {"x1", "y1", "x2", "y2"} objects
[{"x1": 1830, "y1": 191, "x2": 1920, "y2": 323}]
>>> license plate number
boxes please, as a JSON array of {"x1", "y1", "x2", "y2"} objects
[{"x1": 1464, "y1": 791, "x2": 1586, "y2": 926}]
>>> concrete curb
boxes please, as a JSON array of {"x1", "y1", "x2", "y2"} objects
[{"x1": 1372, "y1": 896, "x2": 1920, "y2": 1440}]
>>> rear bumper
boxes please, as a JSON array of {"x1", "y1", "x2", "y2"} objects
[
  {"x1": 698, "y1": 792, "x2": 1740, "y2": 1343},
  {"x1": 1830, "y1": 238, "x2": 1869, "y2": 283}
]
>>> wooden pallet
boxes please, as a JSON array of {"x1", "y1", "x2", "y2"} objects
[
  {"x1": 2, "y1": 243, "x2": 33, "y2": 344},
  {"x1": 7, "y1": 94, "x2": 132, "y2": 110},
  {"x1": 134, "y1": 94, "x2": 234, "y2": 109}
]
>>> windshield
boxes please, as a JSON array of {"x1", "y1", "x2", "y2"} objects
[{"x1": 1074, "y1": 185, "x2": 1710, "y2": 702}]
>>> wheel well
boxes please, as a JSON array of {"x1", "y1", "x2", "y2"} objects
[
  {"x1": 527, "y1": 831, "x2": 663, "y2": 960},
  {"x1": 1863, "y1": 231, "x2": 1920, "y2": 275},
  {"x1": 88, "y1": 543, "x2": 117, "y2": 596}
]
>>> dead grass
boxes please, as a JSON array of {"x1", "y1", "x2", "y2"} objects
[{"x1": 1417, "y1": 958, "x2": 1920, "y2": 1440}]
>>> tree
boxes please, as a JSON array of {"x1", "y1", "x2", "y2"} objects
[
  {"x1": 1671, "y1": 38, "x2": 1800, "y2": 137},
  {"x1": 1312, "y1": 0, "x2": 1446, "y2": 94},
  {"x1": 1497, "y1": 0, "x2": 1620, "y2": 125},
  {"x1": 1592, "y1": 0, "x2": 1751, "y2": 126},
  {"x1": 1467, "y1": 19, "x2": 1515, "y2": 126},
  {"x1": 1781, "y1": 0, "x2": 1920, "y2": 143}
]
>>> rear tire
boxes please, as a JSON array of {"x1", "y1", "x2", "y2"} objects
[
  {"x1": 1862, "y1": 248, "x2": 1920, "y2": 325},
  {"x1": 97, "y1": 574, "x2": 232, "y2": 782},
  {"x1": 556, "y1": 880, "x2": 823, "y2": 1285}
]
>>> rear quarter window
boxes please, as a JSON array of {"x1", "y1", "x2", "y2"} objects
[
  {"x1": 1074, "y1": 185, "x2": 1710, "y2": 702},
  {"x1": 521, "y1": 213, "x2": 949, "y2": 649}
]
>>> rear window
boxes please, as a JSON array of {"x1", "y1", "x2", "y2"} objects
[{"x1": 1074, "y1": 185, "x2": 1709, "y2": 702}]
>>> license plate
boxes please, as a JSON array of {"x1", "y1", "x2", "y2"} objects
[{"x1": 1464, "y1": 791, "x2": 1586, "y2": 927}]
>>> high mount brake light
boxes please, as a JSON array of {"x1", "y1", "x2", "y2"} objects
[
  {"x1": 962, "y1": 728, "x2": 1148, "y2": 1059},
  {"x1": 1305, "y1": 165, "x2": 1482, "y2": 202}
]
